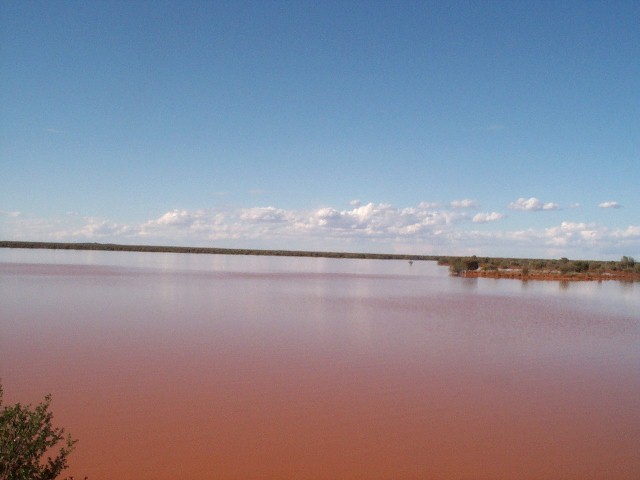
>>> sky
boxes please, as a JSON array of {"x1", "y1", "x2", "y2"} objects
[{"x1": 1, "y1": 0, "x2": 638, "y2": 260}]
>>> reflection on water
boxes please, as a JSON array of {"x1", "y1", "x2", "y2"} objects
[{"x1": 1, "y1": 249, "x2": 639, "y2": 479}]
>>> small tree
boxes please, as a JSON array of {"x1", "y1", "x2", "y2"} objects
[
  {"x1": 448, "y1": 258, "x2": 465, "y2": 276},
  {"x1": 620, "y1": 256, "x2": 635, "y2": 268},
  {"x1": 464, "y1": 257, "x2": 479, "y2": 271},
  {"x1": 0, "y1": 383, "x2": 79, "y2": 480}
]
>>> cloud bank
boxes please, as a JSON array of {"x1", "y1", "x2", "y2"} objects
[{"x1": 1, "y1": 200, "x2": 638, "y2": 259}]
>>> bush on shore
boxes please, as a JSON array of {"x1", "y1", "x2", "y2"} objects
[
  {"x1": 442, "y1": 255, "x2": 639, "y2": 278},
  {"x1": 0, "y1": 382, "x2": 82, "y2": 480}
]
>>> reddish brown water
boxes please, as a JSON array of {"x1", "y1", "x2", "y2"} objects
[{"x1": 1, "y1": 250, "x2": 639, "y2": 479}]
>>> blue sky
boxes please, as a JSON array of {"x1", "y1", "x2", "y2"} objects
[{"x1": 1, "y1": 0, "x2": 638, "y2": 259}]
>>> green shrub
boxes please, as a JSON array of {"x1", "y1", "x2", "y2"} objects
[
  {"x1": 559, "y1": 263, "x2": 572, "y2": 274},
  {"x1": 449, "y1": 259, "x2": 465, "y2": 275},
  {"x1": 0, "y1": 383, "x2": 80, "y2": 480},
  {"x1": 464, "y1": 258, "x2": 479, "y2": 271},
  {"x1": 572, "y1": 260, "x2": 589, "y2": 273}
]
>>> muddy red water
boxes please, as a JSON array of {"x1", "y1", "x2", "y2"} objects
[{"x1": 1, "y1": 250, "x2": 639, "y2": 479}]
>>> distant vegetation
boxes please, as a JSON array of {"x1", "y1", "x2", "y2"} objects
[
  {"x1": 439, "y1": 255, "x2": 639, "y2": 281},
  {"x1": 0, "y1": 241, "x2": 438, "y2": 261}
]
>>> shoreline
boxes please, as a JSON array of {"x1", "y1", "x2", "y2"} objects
[
  {"x1": 461, "y1": 269, "x2": 640, "y2": 282},
  {"x1": 439, "y1": 255, "x2": 639, "y2": 283}
]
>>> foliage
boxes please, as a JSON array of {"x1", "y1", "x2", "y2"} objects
[
  {"x1": 448, "y1": 258, "x2": 465, "y2": 275},
  {"x1": 464, "y1": 257, "x2": 479, "y2": 271},
  {"x1": 0, "y1": 383, "x2": 79, "y2": 480},
  {"x1": 572, "y1": 260, "x2": 590, "y2": 273},
  {"x1": 620, "y1": 256, "x2": 636, "y2": 268},
  {"x1": 447, "y1": 256, "x2": 480, "y2": 275},
  {"x1": 439, "y1": 254, "x2": 640, "y2": 280}
]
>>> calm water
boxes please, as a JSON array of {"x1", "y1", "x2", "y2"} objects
[{"x1": 1, "y1": 249, "x2": 639, "y2": 479}]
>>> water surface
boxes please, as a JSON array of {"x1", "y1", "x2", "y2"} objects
[{"x1": 1, "y1": 249, "x2": 638, "y2": 479}]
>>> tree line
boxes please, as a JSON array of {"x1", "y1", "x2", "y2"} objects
[{"x1": 439, "y1": 255, "x2": 639, "y2": 277}]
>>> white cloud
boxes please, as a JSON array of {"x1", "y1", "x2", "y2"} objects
[
  {"x1": 450, "y1": 199, "x2": 478, "y2": 209},
  {"x1": 154, "y1": 209, "x2": 203, "y2": 227},
  {"x1": 472, "y1": 212, "x2": 506, "y2": 223},
  {"x1": 79, "y1": 221, "x2": 129, "y2": 237},
  {"x1": 306, "y1": 203, "x2": 405, "y2": 233},
  {"x1": 610, "y1": 225, "x2": 640, "y2": 238},
  {"x1": 418, "y1": 201, "x2": 440, "y2": 209},
  {"x1": 140, "y1": 209, "x2": 225, "y2": 238},
  {"x1": 240, "y1": 207, "x2": 289, "y2": 223},
  {"x1": 508, "y1": 197, "x2": 559, "y2": 211},
  {"x1": 598, "y1": 201, "x2": 621, "y2": 209}
]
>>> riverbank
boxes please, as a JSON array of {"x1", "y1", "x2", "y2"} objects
[
  {"x1": 439, "y1": 255, "x2": 640, "y2": 282},
  {"x1": 462, "y1": 269, "x2": 640, "y2": 282}
]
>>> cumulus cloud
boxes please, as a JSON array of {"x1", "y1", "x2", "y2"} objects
[
  {"x1": 69, "y1": 218, "x2": 132, "y2": 238},
  {"x1": 543, "y1": 222, "x2": 598, "y2": 247},
  {"x1": 240, "y1": 207, "x2": 289, "y2": 223},
  {"x1": 418, "y1": 201, "x2": 440, "y2": 209},
  {"x1": 610, "y1": 225, "x2": 640, "y2": 238},
  {"x1": 154, "y1": 209, "x2": 203, "y2": 227},
  {"x1": 140, "y1": 209, "x2": 225, "y2": 238},
  {"x1": 598, "y1": 201, "x2": 621, "y2": 209},
  {"x1": 472, "y1": 212, "x2": 506, "y2": 223},
  {"x1": 450, "y1": 199, "x2": 478, "y2": 209},
  {"x1": 508, "y1": 197, "x2": 559, "y2": 211},
  {"x1": 306, "y1": 203, "x2": 418, "y2": 235}
]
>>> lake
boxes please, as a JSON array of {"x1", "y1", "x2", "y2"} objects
[{"x1": 1, "y1": 248, "x2": 639, "y2": 479}]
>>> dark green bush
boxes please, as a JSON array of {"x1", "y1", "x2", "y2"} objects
[
  {"x1": 0, "y1": 383, "x2": 80, "y2": 480},
  {"x1": 572, "y1": 260, "x2": 590, "y2": 273},
  {"x1": 464, "y1": 258, "x2": 480, "y2": 271}
]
